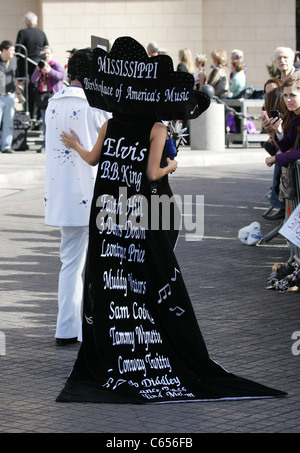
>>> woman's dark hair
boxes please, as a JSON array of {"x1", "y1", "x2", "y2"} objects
[
  {"x1": 264, "y1": 86, "x2": 286, "y2": 118},
  {"x1": 263, "y1": 77, "x2": 282, "y2": 94},
  {"x1": 282, "y1": 73, "x2": 300, "y2": 133}
]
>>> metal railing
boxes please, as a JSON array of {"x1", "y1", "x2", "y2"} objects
[
  {"x1": 259, "y1": 163, "x2": 300, "y2": 257},
  {"x1": 285, "y1": 161, "x2": 300, "y2": 262},
  {"x1": 221, "y1": 98, "x2": 269, "y2": 148},
  {"x1": 14, "y1": 43, "x2": 30, "y2": 115}
]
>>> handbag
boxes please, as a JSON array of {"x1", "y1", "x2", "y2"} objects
[
  {"x1": 35, "y1": 90, "x2": 52, "y2": 109},
  {"x1": 279, "y1": 163, "x2": 296, "y2": 201},
  {"x1": 35, "y1": 75, "x2": 52, "y2": 109},
  {"x1": 278, "y1": 132, "x2": 300, "y2": 201}
]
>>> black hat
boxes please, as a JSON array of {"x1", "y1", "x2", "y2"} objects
[
  {"x1": 66, "y1": 48, "x2": 78, "y2": 54},
  {"x1": 75, "y1": 36, "x2": 210, "y2": 120},
  {"x1": 67, "y1": 48, "x2": 93, "y2": 81}
]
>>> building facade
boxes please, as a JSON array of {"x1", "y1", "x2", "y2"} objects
[{"x1": 0, "y1": 0, "x2": 296, "y2": 89}]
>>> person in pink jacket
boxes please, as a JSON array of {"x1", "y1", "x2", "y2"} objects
[{"x1": 31, "y1": 45, "x2": 64, "y2": 152}]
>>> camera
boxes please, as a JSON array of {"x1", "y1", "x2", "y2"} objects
[
  {"x1": 38, "y1": 60, "x2": 46, "y2": 69},
  {"x1": 37, "y1": 52, "x2": 47, "y2": 69}
]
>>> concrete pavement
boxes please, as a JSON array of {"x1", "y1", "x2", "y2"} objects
[
  {"x1": 0, "y1": 135, "x2": 267, "y2": 188},
  {"x1": 0, "y1": 136, "x2": 299, "y2": 434}
]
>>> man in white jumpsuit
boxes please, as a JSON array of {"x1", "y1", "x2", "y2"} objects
[{"x1": 44, "y1": 49, "x2": 110, "y2": 345}]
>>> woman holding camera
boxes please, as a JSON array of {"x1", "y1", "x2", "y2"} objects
[{"x1": 31, "y1": 46, "x2": 64, "y2": 152}]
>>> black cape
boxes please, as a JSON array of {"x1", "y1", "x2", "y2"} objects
[{"x1": 57, "y1": 115, "x2": 286, "y2": 403}]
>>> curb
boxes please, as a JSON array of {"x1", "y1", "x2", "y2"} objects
[
  {"x1": 0, "y1": 147, "x2": 266, "y2": 187},
  {"x1": 177, "y1": 147, "x2": 265, "y2": 167}
]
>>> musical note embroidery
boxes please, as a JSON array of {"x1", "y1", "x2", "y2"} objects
[
  {"x1": 169, "y1": 306, "x2": 185, "y2": 317},
  {"x1": 171, "y1": 267, "x2": 180, "y2": 282},
  {"x1": 157, "y1": 267, "x2": 180, "y2": 303},
  {"x1": 190, "y1": 104, "x2": 198, "y2": 115},
  {"x1": 157, "y1": 283, "x2": 171, "y2": 304},
  {"x1": 103, "y1": 374, "x2": 127, "y2": 390},
  {"x1": 112, "y1": 379, "x2": 127, "y2": 390},
  {"x1": 84, "y1": 314, "x2": 93, "y2": 325},
  {"x1": 157, "y1": 268, "x2": 185, "y2": 316}
]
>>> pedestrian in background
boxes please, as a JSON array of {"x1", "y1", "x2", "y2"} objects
[
  {"x1": 260, "y1": 46, "x2": 298, "y2": 220},
  {"x1": 177, "y1": 48, "x2": 195, "y2": 74},
  {"x1": 16, "y1": 11, "x2": 49, "y2": 121},
  {"x1": 0, "y1": 40, "x2": 23, "y2": 153},
  {"x1": 147, "y1": 42, "x2": 159, "y2": 57},
  {"x1": 194, "y1": 53, "x2": 207, "y2": 90},
  {"x1": 265, "y1": 73, "x2": 300, "y2": 169},
  {"x1": 44, "y1": 49, "x2": 110, "y2": 345},
  {"x1": 229, "y1": 59, "x2": 247, "y2": 98},
  {"x1": 31, "y1": 46, "x2": 65, "y2": 153},
  {"x1": 207, "y1": 49, "x2": 229, "y2": 98},
  {"x1": 273, "y1": 47, "x2": 297, "y2": 81}
]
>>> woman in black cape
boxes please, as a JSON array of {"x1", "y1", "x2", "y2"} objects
[{"x1": 56, "y1": 37, "x2": 286, "y2": 403}]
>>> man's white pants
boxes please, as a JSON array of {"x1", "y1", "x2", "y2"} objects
[{"x1": 55, "y1": 226, "x2": 89, "y2": 340}]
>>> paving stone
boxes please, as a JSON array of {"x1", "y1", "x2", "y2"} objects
[{"x1": 0, "y1": 149, "x2": 299, "y2": 433}]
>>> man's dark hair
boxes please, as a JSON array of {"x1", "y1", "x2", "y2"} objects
[
  {"x1": 67, "y1": 47, "x2": 93, "y2": 82},
  {"x1": 0, "y1": 40, "x2": 13, "y2": 52}
]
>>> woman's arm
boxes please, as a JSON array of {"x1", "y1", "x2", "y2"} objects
[
  {"x1": 146, "y1": 122, "x2": 178, "y2": 181},
  {"x1": 276, "y1": 148, "x2": 300, "y2": 167},
  {"x1": 31, "y1": 66, "x2": 41, "y2": 84},
  {"x1": 60, "y1": 120, "x2": 109, "y2": 166},
  {"x1": 265, "y1": 155, "x2": 276, "y2": 167},
  {"x1": 266, "y1": 148, "x2": 300, "y2": 167},
  {"x1": 47, "y1": 62, "x2": 65, "y2": 81}
]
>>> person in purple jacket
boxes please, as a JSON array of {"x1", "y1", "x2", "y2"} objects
[
  {"x1": 265, "y1": 72, "x2": 300, "y2": 169},
  {"x1": 31, "y1": 45, "x2": 65, "y2": 152}
]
